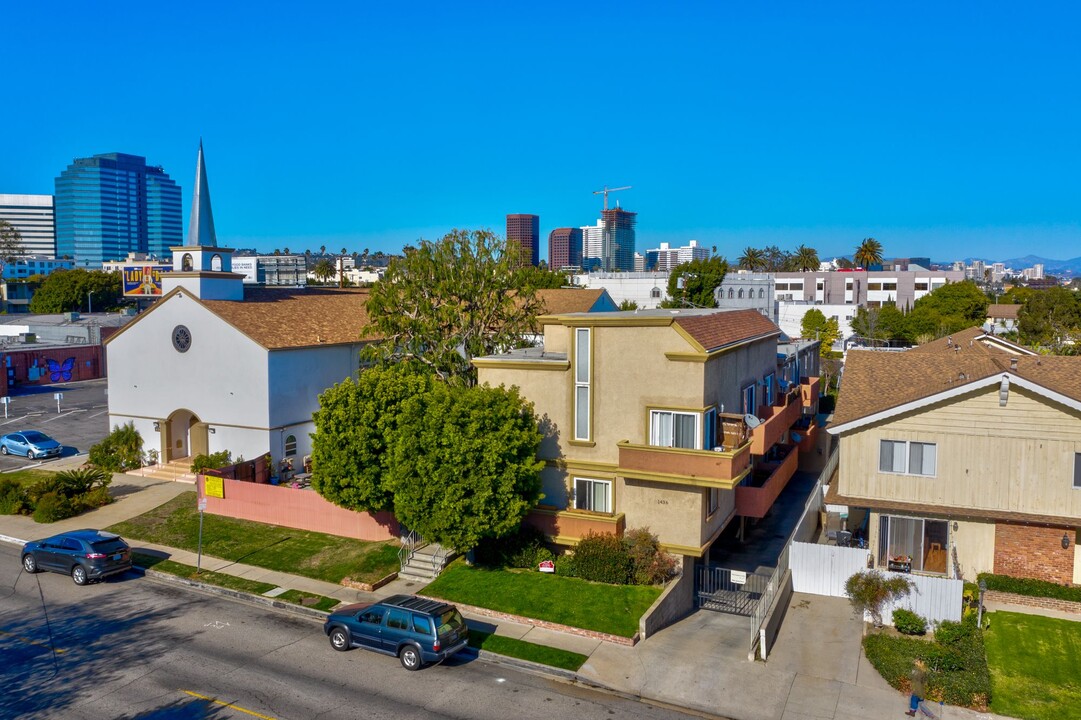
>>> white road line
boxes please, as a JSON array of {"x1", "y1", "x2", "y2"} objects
[
  {"x1": 0, "y1": 415, "x2": 30, "y2": 426},
  {"x1": 87, "y1": 410, "x2": 108, "y2": 419},
  {"x1": 41, "y1": 409, "x2": 86, "y2": 424}
]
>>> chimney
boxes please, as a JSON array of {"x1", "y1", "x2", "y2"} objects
[{"x1": 1010, "y1": 357, "x2": 1018, "y2": 371}]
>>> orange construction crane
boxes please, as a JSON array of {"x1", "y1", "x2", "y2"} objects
[{"x1": 593, "y1": 185, "x2": 632, "y2": 211}]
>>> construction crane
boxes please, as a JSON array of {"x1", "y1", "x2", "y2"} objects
[{"x1": 593, "y1": 185, "x2": 632, "y2": 211}]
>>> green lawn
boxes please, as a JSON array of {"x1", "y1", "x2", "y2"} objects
[
  {"x1": 110, "y1": 492, "x2": 400, "y2": 584},
  {"x1": 468, "y1": 630, "x2": 587, "y2": 671},
  {"x1": 134, "y1": 552, "x2": 277, "y2": 595},
  {"x1": 276, "y1": 589, "x2": 341, "y2": 612},
  {"x1": 422, "y1": 559, "x2": 661, "y2": 638},
  {"x1": 985, "y1": 611, "x2": 1081, "y2": 720},
  {"x1": 1, "y1": 469, "x2": 58, "y2": 486}
]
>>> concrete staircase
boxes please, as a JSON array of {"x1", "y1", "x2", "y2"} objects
[
  {"x1": 398, "y1": 542, "x2": 456, "y2": 582},
  {"x1": 135, "y1": 457, "x2": 197, "y2": 483}
]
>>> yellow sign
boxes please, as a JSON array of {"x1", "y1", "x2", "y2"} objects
[{"x1": 205, "y1": 476, "x2": 225, "y2": 499}]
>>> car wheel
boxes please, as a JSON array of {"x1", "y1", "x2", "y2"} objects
[
  {"x1": 399, "y1": 645, "x2": 422, "y2": 671},
  {"x1": 27, "y1": 449, "x2": 34, "y2": 459},
  {"x1": 72, "y1": 564, "x2": 89, "y2": 586},
  {"x1": 328, "y1": 627, "x2": 351, "y2": 652},
  {"x1": 0, "y1": 445, "x2": 7, "y2": 455},
  {"x1": 22, "y1": 554, "x2": 38, "y2": 573}
]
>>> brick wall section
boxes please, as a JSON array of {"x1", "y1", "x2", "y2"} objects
[
  {"x1": 417, "y1": 594, "x2": 639, "y2": 647},
  {"x1": 984, "y1": 590, "x2": 1081, "y2": 614},
  {"x1": 993, "y1": 523, "x2": 1076, "y2": 585}
]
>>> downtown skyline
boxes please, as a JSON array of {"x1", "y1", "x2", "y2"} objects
[{"x1": 3, "y1": 2, "x2": 1080, "y2": 264}]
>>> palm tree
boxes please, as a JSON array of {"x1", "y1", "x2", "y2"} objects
[
  {"x1": 794, "y1": 245, "x2": 820, "y2": 272},
  {"x1": 854, "y1": 238, "x2": 883, "y2": 268},
  {"x1": 738, "y1": 247, "x2": 765, "y2": 271},
  {"x1": 312, "y1": 258, "x2": 335, "y2": 283},
  {"x1": 319, "y1": 244, "x2": 326, "y2": 256}
]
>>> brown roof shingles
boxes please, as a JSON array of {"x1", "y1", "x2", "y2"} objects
[
  {"x1": 534, "y1": 288, "x2": 605, "y2": 315},
  {"x1": 674, "y1": 310, "x2": 780, "y2": 352},
  {"x1": 987, "y1": 303, "x2": 1021, "y2": 320},
  {"x1": 202, "y1": 287, "x2": 379, "y2": 350}
]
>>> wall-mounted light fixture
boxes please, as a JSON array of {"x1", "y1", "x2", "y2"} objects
[
  {"x1": 953, "y1": 521, "x2": 959, "y2": 532},
  {"x1": 153, "y1": 421, "x2": 160, "y2": 431},
  {"x1": 1063, "y1": 533, "x2": 1071, "y2": 550},
  {"x1": 209, "y1": 427, "x2": 216, "y2": 434}
]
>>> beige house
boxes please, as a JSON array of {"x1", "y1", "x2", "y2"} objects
[
  {"x1": 827, "y1": 327, "x2": 1081, "y2": 585},
  {"x1": 474, "y1": 308, "x2": 821, "y2": 561}
]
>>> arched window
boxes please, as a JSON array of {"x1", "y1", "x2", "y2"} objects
[
  {"x1": 181, "y1": 253, "x2": 193, "y2": 272},
  {"x1": 738, "y1": 288, "x2": 744, "y2": 299},
  {"x1": 727, "y1": 288, "x2": 734, "y2": 299},
  {"x1": 284, "y1": 435, "x2": 297, "y2": 456},
  {"x1": 758, "y1": 288, "x2": 765, "y2": 298},
  {"x1": 650, "y1": 287, "x2": 661, "y2": 299},
  {"x1": 211, "y1": 253, "x2": 222, "y2": 271}
]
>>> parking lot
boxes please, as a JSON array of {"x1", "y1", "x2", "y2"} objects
[{"x1": 0, "y1": 378, "x2": 109, "y2": 471}]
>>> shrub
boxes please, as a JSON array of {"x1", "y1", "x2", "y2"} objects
[
  {"x1": 474, "y1": 524, "x2": 553, "y2": 569},
  {"x1": 190, "y1": 450, "x2": 232, "y2": 474},
  {"x1": 88, "y1": 422, "x2": 144, "y2": 472},
  {"x1": 554, "y1": 554, "x2": 577, "y2": 577},
  {"x1": 0, "y1": 478, "x2": 29, "y2": 515},
  {"x1": 33, "y1": 491, "x2": 74, "y2": 523},
  {"x1": 72, "y1": 486, "x2": 112, "y2": 513},
  {"x1": 892, "y1": 608, "x2": 927, "y2": 635},
  {"x1": 863, "y1": 626, "x2": 991, "y2": 710},
  {"x1": 976, "y1": 572, "x2": 1081, "y2": 603},
  {"x1": 624, "y1": 527, "x2": 677, "y2": 585},
  {"x1": 844, "y1": 570, "x2": 915, "y2": 627},
  {"x1": 54, "y1": 466, "x2": 112, "y2": 495},
  {"x1": 573, "y1": 531, "x2": 634, "y2": 584}
]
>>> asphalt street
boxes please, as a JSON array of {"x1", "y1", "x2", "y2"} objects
[
  {"x1": 0, "y1": 541, "x2": 701, "y2": 720},
  {"x1": 0, "y1": 379, "x2": 109, "y2": 471}
]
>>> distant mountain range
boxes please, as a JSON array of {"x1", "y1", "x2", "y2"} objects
[{"x1": 956, "y1": 255, "x2": 1081, "y2": 276}]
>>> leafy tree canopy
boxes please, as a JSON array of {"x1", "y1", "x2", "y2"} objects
[
  {"x1": 512, "y1": 264, "x2": 567, "y2": 290},
  {"x1": 911, "y1": 280, "x2": 988, "y2": 325},
  {"x1": 362, "y1": 229, "x2": 543, "y2": 385},
  {"x1": 0, "y1": 220, "x2": 24, "y2": 268},
  {"x1": 388, "y1": 382, "x2": 544, "y2": 552},
  {"x1": 801, "y1": 308, "x2": 840, "y2": 355},
  {"x1": 661, "y1": 255, "x2": 727, "y2": 308},
  {"x1": 29, "y1": 268, "x2": 122, "y2": 314},
  {"x1": 1017, "y1": 286, "x2": 1081, "y2": 351},
  {"x1": 853, "y1": 238, "x2": 884, "y2": 268}
]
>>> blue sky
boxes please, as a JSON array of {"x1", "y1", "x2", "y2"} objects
[{"x1": 3, "y1": 2, "x2": 1080, "y2": 263}]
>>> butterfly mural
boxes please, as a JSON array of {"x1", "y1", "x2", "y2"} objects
[{"x1": 46, "y1": 357, "x2": 76, "y2": 383}]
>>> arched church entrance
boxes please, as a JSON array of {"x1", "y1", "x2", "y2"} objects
[{"x1": 164, "y1": 409, "x2": 209, "y2": 461}]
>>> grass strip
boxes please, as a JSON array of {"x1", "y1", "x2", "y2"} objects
[
  {"x1": 133, "y1": 552, "x2": 276, "y2": 595},
  {"x1": 275, "y1": 589, "x2": 341, "y2": 612},
  {"x1": 468, "y1": 630, "x2": 587, "y2": 672},
  {"x1": 423, "y1": 559, "x2": 659, "y2": 638},
  {"x1": 985, "y1": 611, "x2": 1081, "y2": 720},
  {"x1": 109, "y1": 491, "x2": 400, "y2": 584}
]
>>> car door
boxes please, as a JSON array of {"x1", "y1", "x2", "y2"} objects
[
  {"x1": 34, "y1": 538, "x2": 62, "y2": 570},
  {"x1": 382, "y1": 608, "x2": 412, "y2": 653},
  {"x1": 8, "y1": 434, "x2": 27, "y2": 455},
  {"x1": 352, "y1": 608, "x2": 385, "y2": 650},
  {"x1": 57, "y1": 537, "x2": 83, "y2": 574}
]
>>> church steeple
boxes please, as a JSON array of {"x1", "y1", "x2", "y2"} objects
[{"x1": 186, "y1": 139, "x2": 217, "y2": 247}]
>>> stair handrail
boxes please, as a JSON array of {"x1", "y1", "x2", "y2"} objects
[
  {"x1": 431, "y1": 545, "x2": 450, "y2": 573},
  {"x1": 398, "y1": 529, "x2": 418, "y2": 571}
]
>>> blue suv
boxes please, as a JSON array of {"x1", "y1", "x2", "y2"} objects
[{"x1": 324, "y1": 595, "x2": 468, "y2": 670}]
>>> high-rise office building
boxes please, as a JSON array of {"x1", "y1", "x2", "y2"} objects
[
  {"x1": 583, "y1": 207, "x2": 636, "y2": 272},
  {"x1": 506, "y1": 214, "x2": 540, "y2": 266},
  {"x1": 54, "y1": 153, "x2": 182, "y2": 266},
  {"x1": 548, "y1": 227, "x2": 583, "y2": 270},
  {"x1": 0, "y1": 194, "x2": 55, "y2": 256}
]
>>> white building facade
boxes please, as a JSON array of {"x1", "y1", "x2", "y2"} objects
[
  {"x1": 0, "y1": 194, "x2": 56, "y2": 257},
  {"x1": 570, "y1": 271, "x2": 671, "y2": 309}
]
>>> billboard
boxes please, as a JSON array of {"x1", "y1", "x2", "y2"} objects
[{"x1": 122, "y1": 265, "x2": 172, "y2": 296}]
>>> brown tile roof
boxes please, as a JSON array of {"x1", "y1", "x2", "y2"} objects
[
  {"x1": 673, "y1": 309, "x2": 780, "y2": 352},
  {"x1": 534, "y1": 288, "x2": 607, "y2": 315},
  {"x1": 987, "y1": 303, "x2": 1021, "y2": 320},
  {"x1": 906, "y1": 326, "x2": 990, "y2": 354},
  {"x1": 202, "y1": 287, "x2": 379, "y2": 349},
  {"x1": 832, "y1": 339, "x2": 1081, "y2": 427}
]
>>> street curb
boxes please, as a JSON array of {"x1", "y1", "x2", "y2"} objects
[{"x1": 0, "y1": 534, "x2": 27, "y2": 546}]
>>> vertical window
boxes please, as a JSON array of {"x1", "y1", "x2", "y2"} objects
[
  {"x1": 1074, "y1": 454, "x2": 1081, "y2": 489},
  {"x1": 878, "y1": 516, "x2": 949, "y2": 574},
  {"x1": 728, "y1": 288, "x2": 734, "y2": 299},
  {"x1": 879, "y1": 440, "x2": 936, "y2": 476},
  {"x1": 650, "y1": 410, "x2": 700, "y2": 450},
  {"x1": 574, "y1": 328, "x2": 590, "y2": 441},
  {"x1": 908, "y1": 442, "x2": 936, "y2": 476},
  {"x1": 574, "y1": 478, "x2": 611, "y2": 513},
  {"x1": 703, "y1": 408, "x2": 717, "y2": 450},
  {"x1": 284, "y1": 435, "x2": 297, "y2": 456},
  {"x1": 879, "y1": 440, "x2": 906, "y2": 473},
  {"x1": 738, "y1": 288, "x2": 744, "y2": 299},
  {"x1": 763, "y1": 373, "x2": 775, "y2": 406},
  {"x1": 741, "y1": 384, "x2": 756, "y2": 415},
  {"x1": 708, "y1": 487, "x2": 720, "y2": 516}
]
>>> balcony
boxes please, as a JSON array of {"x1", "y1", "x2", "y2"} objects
[
  {"x1": 795, "y1": 416, "x2": 819, "y2": 455},
  {"x1": 525, "y1": 505, "x2": 626, "y2": 546},
  {"x1": 735, "y1": 443, "x2": 798, "y2": 518},
  {"x1": 750, "y1": 391, "x2": 802, "y2": 455},
  {"x1": 800, "y1": 376, "x2": 820, "y2": 409},
  {"x1": 617, "y1": 440, "x2": 751, "y2": 489}
]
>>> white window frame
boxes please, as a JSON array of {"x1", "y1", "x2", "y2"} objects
[
  {"x1": 763, "y1": 373, "x2": 775, "y2": 406},
  {"x1": 1074, "y1": 453, "x2": 1081, "y2": 489},
  {"x1": 879, "y1": 439, "x2": 937, "y2": 477},
  {"x1": 284, "y1": 434, "x2": 297, "y2": 457},
  {"x1": 574, "y1": 328, "x2": 591, "y2": 441},
  {"x1": 649, "y1": 410, "x2": 701, "y2": 450},
  {"x1": 574, "y1": 477, "x2": 611, "y2": 513},
  {"x1": 708, "y1": 487, "x2": 721, "y2": 516},
  {"x1": 741, "y1": 384, "x2": 756, "y2": 415}
]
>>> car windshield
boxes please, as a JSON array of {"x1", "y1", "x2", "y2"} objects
[
  {"x1": 22, "y1": 432, "x2": 49, "y2": 443},
  {"x1": 436, "y1": 609, "x2": 464, "y2": 637},
  {"x1": 90, "y1": 539, "x2": 127, "y2": 554}
]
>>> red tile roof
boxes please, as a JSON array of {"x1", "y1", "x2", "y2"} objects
[{"x1": 674, "y1": 310, "x2": 780, "y2": 352}]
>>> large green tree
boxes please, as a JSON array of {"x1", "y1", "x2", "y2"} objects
[
  {"x1": 851, "y1": 305, "x2": 909, "y2": 346},
  {"x1": 738, "y1": 247, "x2": 765, "y2": 271},
  {"x1": 801, "y1": 308, "x2": 840, "y2": 355},
  {"x1": 512, "y1": 264, "x2": 567, "y2": 290},
  {"x1": 29, "y1": 268, "x2": 122, "y2": 313},
  {"x1": 0, "y1": 220, "x2": 24, "y2": 277},
  {"x1": 853, "y1": 238, "x2": 884, "y2": 268},
  {"x1": 311, "y1": 258, "x2": 335, "y2": 283},
  {"x1": 910, "y1": 280, "x2": 988, "y2": 328},
  {"x1": 389, "y1": 381, "x2": 544, "y2": 552},
  {"x1": 310, "y1": 364, "x2": 436, "y2": 513},
  {"x1": 1017, "y1": 287, "x2": 1081, "y2": 351},
  {"x1": 792, "y1": 245, "x2": 820, "y2": 272},
  {"x1": 363, "y1": 229, "x2": 543, "y2": 384},
  {"x1": 661, "y1": 255, "x2": 728, "y2": 308}
]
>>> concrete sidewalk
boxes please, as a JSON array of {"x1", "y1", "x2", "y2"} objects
[{"x1": 0, "y1": 472, "x2": 1009, "y2": 720}]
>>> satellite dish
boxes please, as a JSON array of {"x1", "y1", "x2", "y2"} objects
[{"x1": 744, "y1": 414, "x2": 762, "y2": 429}]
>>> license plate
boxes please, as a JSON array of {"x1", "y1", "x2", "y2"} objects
[{"x1": 113, "y1": 553, "x2": 122, "y2": 561}]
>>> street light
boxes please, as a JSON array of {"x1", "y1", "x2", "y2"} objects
[{"x1": 87, "y1": 290, "x2": 93, "y2": 314}]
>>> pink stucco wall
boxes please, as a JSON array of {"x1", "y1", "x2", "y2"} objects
[{"x1": 197, "y1": 475, "x2": 399, "y2": 542}]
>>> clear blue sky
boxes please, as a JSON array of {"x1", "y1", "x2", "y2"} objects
[{"x1": 4, "y1": 2, "x2": 1080, "y2": 264}]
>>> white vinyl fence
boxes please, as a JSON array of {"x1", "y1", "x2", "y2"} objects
[{"x1": 790, "y1": 542, "x2": 962, "y2": 625}]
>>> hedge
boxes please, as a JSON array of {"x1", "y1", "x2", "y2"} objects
[{"x1": 976, "y1": 572, "x2": 1081, "y2": 604}]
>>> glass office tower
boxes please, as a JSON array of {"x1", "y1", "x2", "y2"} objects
[{"x1": 55, "y1": 153, "x2": 182, "y2": 266}]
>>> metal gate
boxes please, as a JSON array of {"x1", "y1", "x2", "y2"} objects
[{"x1": 695, "y1": 564, "x2": 772, "y2": 616}]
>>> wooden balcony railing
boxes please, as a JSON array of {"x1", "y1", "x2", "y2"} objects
[
  {"x1": 524, "y1": 506, "x2": 626, "y2": 546},
  {"x1": 796, "y1": 418, "x2": 819, "y2": 454},
  {"x1": 734, "y1": 444, "x2": 799, "y2": 518},
  {"x1": 750, "y1": 396, "x2": 802, "y2": 455},
  {"x1": 800, "y1": 376, "x2": 820, "y2": 409},
  {"x1": 617, "y1": 440, "x2": 752, "y2": 489}
]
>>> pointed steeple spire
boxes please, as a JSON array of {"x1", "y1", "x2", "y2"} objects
[{"x1": 186, "y1": 139, "x2": 217, "y2": 247}]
